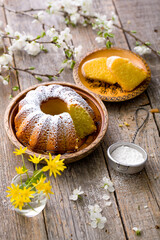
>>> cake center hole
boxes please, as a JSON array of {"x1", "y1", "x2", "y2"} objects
[{"x1": 40, "y1": 98, "x2": 69, "y2": 116}]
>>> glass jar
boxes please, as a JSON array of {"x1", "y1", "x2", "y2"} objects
[{"x1": 12, "y1": 171, "x2": 47, "y2": 217}]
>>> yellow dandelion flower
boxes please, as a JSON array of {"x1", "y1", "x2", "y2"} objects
[
  {"x1": 28, "y1": 154, "x2": 44, "y2": 164},
  {"x1": 32, "y1": 175, "x2": 46, "y2": 193},
  {"x1": 13, "y1": 195, "x2": 29, "y2": 210},
  {"x1": 42, "y1": 153, "x2": 66, "y2": 177},
  {"x1": 6, "y1": 183, "x2": 21, "y2": 202},
  {"x1": 15, "y1": 167, "x2": 28, "y2": 175},
  {"x1": 42, "y1": 181, "x2": 54, "y2": 198},
  {"x1": 13, "y1": 146, "x2": 27, "y2": 156},
  {"x1": 20, "y1": 186, "x2": 35, "y2": 202},
  {"x1": 6, "y1": 184, "x2": 35, "y2": 210}
]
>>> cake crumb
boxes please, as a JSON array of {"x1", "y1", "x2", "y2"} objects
[
  {"x1": 150, "y1": 108, "x2": 160, "y2": 113},
  {"x1": 124, "y1": 122, "x2": 130, "y2": 127}
]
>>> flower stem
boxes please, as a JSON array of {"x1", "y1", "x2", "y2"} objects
[
  {"x1": 21, "y1": 154, "x2": 25, "y2": 168},
  {"x1": 26, "y1": 169, "x2": 42, "y2": 188}
]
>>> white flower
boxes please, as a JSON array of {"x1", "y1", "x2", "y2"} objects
[
  {"x1": 0, "y1": 75, "x2": 8, "y2": 85},
  {"x1": 106, "y1": 20, "x2": 113, "y2": 32},
  {"x1": 59, "y1": 27, "x2": 72, "y2": 43},
  {"x1": 5, "y1": 25, "x2": 14, "y2": 37},
  {"x1": 24, "y1": 41, "x2": 41, "y2": 56},
  {"x1": 111, "y1": 11, "x2": 118, "y2": 24},
  {"x1": 3, "y1": 79, "x2": 8, "y2": 85},
  {"x1": 70, "y1": 12, "x2": 81, "y2": 24},
  {"x1": 69, "y1": 186, "x2": 84, "y2": 201},
  {"x1": 105, "y1": 201, "x2": 112, "y2": 206},
  {"x1": 102, "y1": 177, "x2": 115, "y2": 192},
  {"x1": 47, "y1": 0, "x2": 62, "y2": 14},
  {"x1": 0, "y1": 54, "x2": 12, "y2": 65},
  {"x1": 132, "y1": 227, "x2": 141, "y2": 235},
  {"x1": 133, "y1": 227, "x2": 141, "y2": 232},
  {"x1": 74, "y1": 45, "x2": 82, "y2": 59},
  {"x1": 37, "y1": 11, "x2": 45, "y2": 22},
  {"x1": 90, "y1": 212, "x2": 107, "y2": 229},
  {"x1": 62, "y1": 0, "x2": 77, "y2": 14},
  {"x1": 102, "y1": 194, "x2": 110, "y2": 201},
  {"x1": 95, "y1": 37, "x2": 105, "y2": 43},
  {"x1": 88, "y1": 204, "x2": 102, "y2": 214},
  {"x1": 0, "y1": 75, "x2": 4, "y2": 81},
  {"x1": 46, "y1": 28, "x2": 58, "y2": 39},
  {"x1": 134, "y1": 45, "x2": 151, "y2": 55},
  {"x1": 102, "y1": 194, "x2": 112, "y2": 206},
  {"x1": 80, "y1": 0, "x2": 93, "y2": 15},
  {"x1": 8, "y1": 37, "x2": 27, "y2": 53}
]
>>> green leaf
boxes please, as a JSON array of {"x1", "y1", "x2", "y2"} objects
[
  {"x1": 42, "y1": 48, "x2": 48, "y2": 53},
  {"x1": 65, "y1": 49, "x2": 73, "y2": 58},
  {"x1": 145, "y1": 41, "x2": 151, "y2": 46},
  {"x1": 104, "y1": 32, "x2": 114, "y2": 38},
  {"x1": 29, "y1": 67, "x2": 35, "y2": 70},
  {"x1": 70, "y1": 60, "x2": 76, "y2": 69},
  {"x1": 63, "y1": 59, "x2": 68, "y2": 63},
  {"x1": 157, "y1": 51, "x2": 160, "y2": 55},
  {"x1": 135, "y1": 230, "x2": 141, "y2": 236},
  {"x1": 9, "y1": 94, "x2": 13, "y2": 99},
  {"x1": 131, "y1": 30, "x2": 137, "y2": 33},
  {"x1": 97, "y1": 31, "x2": 103, "y2": 36},
  {"x1": 41, "y1": 31, "x2": 46, "y2": 37},
  {"x1": 12, "y1": 86, "x2": 19, "y2": 91},
  {"x1": 65, "y1": 18, "x2": 70, "y2": 25},
  {"x1": 52, "y1": 36, "x2": 58, "y2": 43},
  {"x1": 106, "y1": 40, "x2": 112, "y2": 49},
  {"x1": 36, "y1": 35, "x2": 41, "y2": 39},
  {"x1": 56, "y1": 44, "x2": 61, "y2": 48},
  {"x1": 47, "y1": 76, "x2": 53, "y2": 80},
  {"x1": 58, "y1": 68, "x2": 64, "y2": 74},
  {"x1": 35, "y1": 76, "x2": 42, "y2": 81},
  {"x1": 136, "y1": 41, "x2": 140, "y2": 46}
]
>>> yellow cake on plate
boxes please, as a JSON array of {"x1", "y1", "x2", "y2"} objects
[
  {"x1": 82, "y1": 57, "x2": 117, "y2": 84},
  {"x1": 107, "y1": 56, "x2": 148, "y2": 91}
]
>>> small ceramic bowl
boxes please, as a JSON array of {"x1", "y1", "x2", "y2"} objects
[{"x1": 107, "y1": 141, "x2": 148, "y2": 174}]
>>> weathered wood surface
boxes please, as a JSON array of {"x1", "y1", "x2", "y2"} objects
[{"x1": 0, "y1": 0, "x2": 160, "y2": 240}]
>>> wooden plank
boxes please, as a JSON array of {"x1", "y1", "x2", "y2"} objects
[
  {"x1": 71, "y1": 0, "x2": 160, "y2": 239},
  {"x1": 0, "y1": 4, "x2": 48, "y2": 240},
  {"x1": 3, "y1": 0, "x2": 127, "y2": 239},
  {"x1": 1, "y1": 0, "x2": 160, "y2": 240},
  {"x1": 113, "y1": 0, "x2": 160, "y2": 132}
]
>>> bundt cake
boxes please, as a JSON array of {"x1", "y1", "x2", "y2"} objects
[
  {"x1": 107, "y1": 56, "x2": 148, "y2": 91},
  {"x1": 14, "y1": 84, "x2": 97, "y2": 153},
  {"x1": 82, "y1": 57, "x2": 117, "y2": 84}
]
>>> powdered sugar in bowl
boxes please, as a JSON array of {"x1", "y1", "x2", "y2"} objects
[{"x1": 107, "y1": 141, "x2": 148, "y2": 174}]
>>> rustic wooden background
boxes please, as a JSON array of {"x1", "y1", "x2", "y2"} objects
[{"x1": 0, "y1": 0, "x2": 160, "y2": 239}]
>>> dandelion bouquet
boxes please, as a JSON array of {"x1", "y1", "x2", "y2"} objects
[{"x1": 6, "y1": 147, "x2": 66, "y2": 216}]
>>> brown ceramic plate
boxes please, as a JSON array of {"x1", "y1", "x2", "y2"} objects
[
  {"x1": 73, "y1": 48, "x2": 151, "y2": 102},
  {"x1": 4, "y1": 82, "x2": 108, "y2": 164}
]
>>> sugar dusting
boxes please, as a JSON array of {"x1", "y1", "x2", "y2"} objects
[
  {"x1": 15, "y1": 85, "x2": 95, "y2": 152},
  {"x1": 111, "y1": 145, "x2": 144, "y2": 166}
]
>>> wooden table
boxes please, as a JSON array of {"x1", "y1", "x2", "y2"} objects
[{"x1": 1, "y1": 0, "x2": 160, "y2": 239}]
